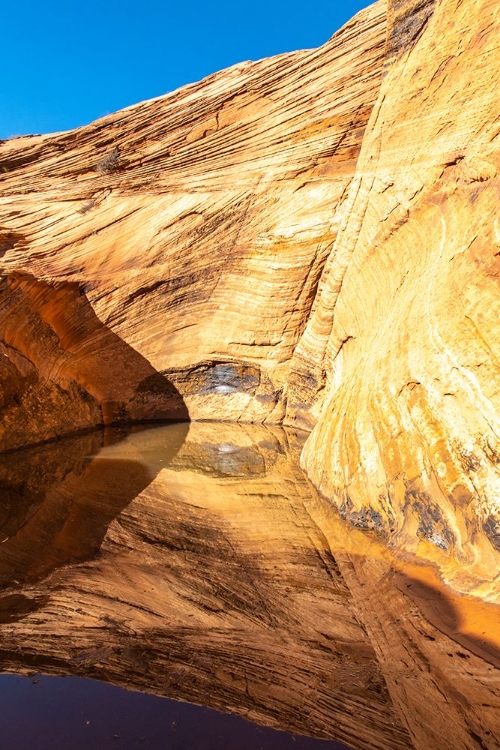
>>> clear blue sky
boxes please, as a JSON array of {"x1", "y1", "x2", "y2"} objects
[{"x1": 1, "y1": 0, "x2": 371, "y2": 139}]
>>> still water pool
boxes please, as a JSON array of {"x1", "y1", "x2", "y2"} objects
[
  {"x1": 0, "y1": 422, "x2": 498, "y2": 749},
  {"x1": 0, "y1": 673, "x2": 350, "y2": 750}
]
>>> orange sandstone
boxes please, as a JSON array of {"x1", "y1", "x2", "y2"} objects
[{"x1": 1, "y1": 0, "x2": 500, "y2": 603}]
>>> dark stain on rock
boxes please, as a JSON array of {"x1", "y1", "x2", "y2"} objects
[
  {"x1": 170, "y1": 360, "x2": 261, "y2": 397},
  {"x1": 457, "y1": 447, "x2": 482, "y2": 473},
  {"x1": 481, "y1": 437, "x2": 500, "y2": 466},
  {"x1": 483, "y1": 516, "x2": 500, "y2": 552},
  {"x1": 386, "y1": 0, "x2": 437, "y2": 63},
  {"x1": 349, "y1": 507, "x2": 384, "y2": 531},
  {"x1": 198, "y1": 362, "x2": 260, "y2": 396},
  {"x1": 0, "y1": 593, "x2": 49, "y2": 623},
  {"x1": 406, "y1": 489, "x2": 454, "y2": 550},
  {"x1": 339, "y1": 496, "x2": 384, "y2": 532}
]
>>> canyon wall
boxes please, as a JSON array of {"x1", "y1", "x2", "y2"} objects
[
  {"x1": 297, "y1": 0, "x2": 500, "y2": 601},
  {"x1": 0, "y1": 0, "x2": 386, "y2": 443},
  {"x1": 1, "y1": 1, "x2": 500, "y2": 599}
]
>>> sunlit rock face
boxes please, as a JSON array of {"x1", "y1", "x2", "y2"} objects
[
  {"x1": 297, "y1": 0, "x2": 500, "y2": 601},
  {"x1": 2, "y1": 0, "x2": 500, "y2": 608},
  {"x1": 0, "y1": 1, "x2": 386, "y2": 443},
  {"x1": 0, "y1": 425, "x2": 498, "y2": 750}
]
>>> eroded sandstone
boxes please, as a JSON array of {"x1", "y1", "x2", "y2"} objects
[
  {"x1": 296, "y1": 0, "x2": 500, "y2": 603},
  {"x1": 0, "y1": 1, "x2": 386, "y2": 441},
  {"x1": 1, "y1": 0, "x2": 500, "y2": 609}
]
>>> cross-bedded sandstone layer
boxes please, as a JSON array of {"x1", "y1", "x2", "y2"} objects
[
  {"x1": 297, "y1": 0, "x2": 500, "y2": 602},
  {"x1": 0, "y1": 1, "x2": 386, "y2": 442},
  {"x1": 1, "y1": 0, "x2": 500, "y2": 604}
]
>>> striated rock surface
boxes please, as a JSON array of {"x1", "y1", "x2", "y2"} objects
[
  {"x1": 0, "y1": 424, "x2": 498, "y2": 750},
  {"x1": 1, "y1": 0, "x2": 500, "y2": 608},
  {"x1": 0, "y1": 0, "x2": 386, "y2": 442},
  {"x1": 296, "y1": 0, "x2": 500, "y2": 603}
]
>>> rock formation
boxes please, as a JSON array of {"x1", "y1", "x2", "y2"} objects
[
  {"x1": 0, "y1": 0, "x2": 387, "y2": 445},
  {"x1": 297, "y1": 0, "x2": 500, "y2": 602},
  {"x1": 1, "y1": 0, "x2": 500, "y2": 605}
]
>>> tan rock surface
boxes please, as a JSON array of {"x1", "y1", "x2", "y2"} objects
[
  {"x1": 0, "y1": 424, "x2": 498, "y2": 750},
  {"x1": 0, "y1": 0, "x2": 386, "y2": 442},
  {"x1": 1, "y1": 0, "x2": 500, "y2": 608},
  {"x1": 296, "y1": 0, "x2": 500, "y2": 602}
]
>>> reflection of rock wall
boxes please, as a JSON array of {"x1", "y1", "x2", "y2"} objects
[
  {"x1": 0, "y1": 425, "x2": 187, "y2": 586},
  {"x1": 0, "y1": 431, "x2": 102, "y2": 544},
  {"x1": 2, "y1": 0, "x2": 500, "y2": 607},
  {"x1": 0, "y1": 424, "x2": 498, "y2": 750}
]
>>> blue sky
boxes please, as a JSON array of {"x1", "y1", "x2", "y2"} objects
[{"x1": 1, "y1": 0, "x2": 371, "y2": 139}]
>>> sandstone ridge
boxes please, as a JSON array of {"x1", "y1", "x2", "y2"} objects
[{"x1": 1, "y1": 0, "x2": 500, "y2": 601}]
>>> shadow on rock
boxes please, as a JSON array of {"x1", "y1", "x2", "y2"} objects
[{"x1": 0, "y1": 273, "x2": 189, "y2": 451}]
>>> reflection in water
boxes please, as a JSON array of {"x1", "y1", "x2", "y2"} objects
[
  {"x1": 0, "y1": 673, "x2": 348, "y2": 750},
  {"x1": 0, "y1": 422, "x2": 499, "y2": 750},
  {"x1": 0, "y1": 423, "x2": 188, "y2": 587}
]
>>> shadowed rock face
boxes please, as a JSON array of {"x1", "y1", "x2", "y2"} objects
[
  {"x1": 0, "y1": 424, "x2": 498, "y2": 750},
  {"x1": 1, "y1": 0, "x2": 500, "y2": 605},
  {"x1": 0, "y1": 274, "x2": 188, "y2": 449}
]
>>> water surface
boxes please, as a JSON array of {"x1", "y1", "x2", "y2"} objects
[
  {"x1": 0, "y1": 422, "x2": 498, "y2": 749},
  {"x1": 0, "y1": 672, "x2": 349, "y2": 750}
]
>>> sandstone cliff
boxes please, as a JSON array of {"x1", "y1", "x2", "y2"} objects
[
  {"x1": 297, "y1": 0, "x2": 500, "y2": 601},
  {"x1": 0, "y1": 1, "x2": 386, "y2": 443},
  {"x1": 1, "y1": 0, "x2": 500, "y2": 602}
]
